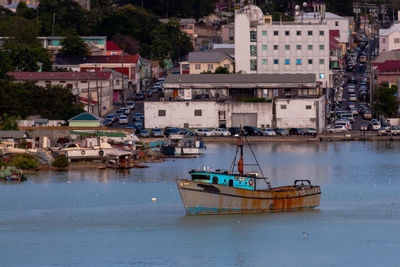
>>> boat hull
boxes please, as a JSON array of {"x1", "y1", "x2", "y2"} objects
[{"x1": 176, "y1": 179, "x2": 321, "y2": 215}]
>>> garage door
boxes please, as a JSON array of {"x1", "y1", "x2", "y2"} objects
[{"x1": 231, "y1": 113, "x2": 257, "y2": 127}]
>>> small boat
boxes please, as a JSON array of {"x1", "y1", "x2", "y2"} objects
[
  {"x1": 161, "y1": 135, "x2": 205, "y2": 156},
  {"x1": 176, "y1": 135, "x2": 321, "y2": 215},
  {"x1": 0, "y1": 166, "x2": 26, "y2": 182}
]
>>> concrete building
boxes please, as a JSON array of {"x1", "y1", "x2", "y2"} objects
[
  {"x1": 221, "y1": 23, "x2": 234, "y2": 44},
  {"x1": 7, "y1": 71, "x2": 115, "y2": 116},
  {"x1": 379, "y1": 24, "x2": 400, "y2": 53},
  {"x1": 179, "y1": 51, "x2": 234, "y2": 74},
  {"x1": 234, "y1": 5, "x2": 331, "y2": 87},
  {"x1": 295, "y1": 12, "x2": 350, "y2": 45},
  {"x1": 145, "y1": 73, "x2": 326, "y2": 131}
]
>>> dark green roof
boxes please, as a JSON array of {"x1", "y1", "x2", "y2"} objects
[
  {"x1": 68, "y1": 112, "x2": 102, "y2": 122},
  {"x1": 69, "y1": 131, "x2": 127, "y2": 138}
]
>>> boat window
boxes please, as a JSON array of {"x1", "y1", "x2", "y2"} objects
[
  {"x1": 212, "y1": 176, "x2": 218, "y2": 184},
  {"x1": 229, "y1": 180, "x2": 233, "y2": 186},
  {"x1": 191, "y1": 174, "x2": 210, "y2": 180}
]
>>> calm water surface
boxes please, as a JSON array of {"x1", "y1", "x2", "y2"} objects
[{"x1": 1, "y1": 142, "x2": 400, "y2": 266}]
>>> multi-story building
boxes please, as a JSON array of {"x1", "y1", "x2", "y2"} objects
[
  {"x1": 235, "y1": 5, "x2": 332, "y2": 87},
  {"x1": 379, "y1": 24, "x2": 400, "y2": 53}
]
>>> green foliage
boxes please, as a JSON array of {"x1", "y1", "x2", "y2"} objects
[
  {"x1": 0, "y1": 113, "x2": 19, "y2": 130},
  {"x1": 200, "y1": 70, "x2": 213, "y2": 74},
  {"x1": 60, "y1": 32, "x2": 89, "y2": 56},
  {"x1": 214, "y1": 66, "x2": 230, "y2": 74},
  {"x1": 16, "y1": 2, "x2": 37, "y2": 20},
  {"x1": 0, "y1": 80, "x2": 84, "y2": 120},
  {"x1": 238, "y1": 96, "x2": 271, "y2": 103},
  {"x1": 12, "y1": 154, "x2": 38, "y2": 170},
  {"x1": 52, "y1": 155, "x2": 69, "y2": 168},
  {"x1": 373, "y1": 83, "x2": 399, "y2": 118}
]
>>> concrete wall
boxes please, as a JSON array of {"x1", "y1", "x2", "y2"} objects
[
  {"x1": 234, "y1": 13, "x2": 251, "y2": 73},
  {"x1": 275, "y1": 96, "x2": 325, "y2": 131},
  {"x1": 189, "y1": 58, "x2": 234, "y2": 74},
  {"x1": 299, "y1": 17, "x2": 350, "y2": 44}
]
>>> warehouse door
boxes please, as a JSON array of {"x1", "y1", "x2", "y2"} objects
[{"x1": 231, "y1": 113, "x2": 257, "y2": 127}]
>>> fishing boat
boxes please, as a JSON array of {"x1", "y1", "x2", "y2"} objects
[
  {"x1": 161, "y1": 135, "x2": 205, "y2": 156},
  {"x1": 176, "y1": 135, "x2": 321, "y2": 215}
]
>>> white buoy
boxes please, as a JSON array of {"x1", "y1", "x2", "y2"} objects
[{"x1": 151, "y1": 197, "x2": 157, "y2": 202}]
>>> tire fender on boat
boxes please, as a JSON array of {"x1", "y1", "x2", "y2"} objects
[
  {"x1": 99, "y1": 150, "x2": 104, "y2": 156},
  {"x1": 249, "y1": 179, "x2": 254, "y2": 186},
  {"x1": 81, "y1": 150, "x2": 85, "y2": 155}
]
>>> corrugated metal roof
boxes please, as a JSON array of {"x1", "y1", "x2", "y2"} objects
[
  {"x1": 8, "y1": 71, "x2": 112, "y2": 81},
  {"x1": 68, "y1": 113, "x2": 102, "y2": 122},
  {"x1": 0, "y1": 131, "x2": 26, "y2": 139},
  {"x1": 53, "y1": 55, "x2": 140, "y2": 66},
  {"x1": 188, "y1": 51, "x2": 233, "y2": 63},
  {"x1": 165, "y1": 74, "x2": 315, "y2": 84}
]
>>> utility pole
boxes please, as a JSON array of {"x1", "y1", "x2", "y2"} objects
[
  {"x1": 95, "y1": 62, "x2": 100, "y2": 116},
  {"x1": 87, "y1": 72, "x2": 90, "y2": 113},
  {"x1": 121, "y1": 54, "x2": 125, "y2": 104},
  {"x1": 51, "y1": 13, "x2": 56, "y2": 36}
]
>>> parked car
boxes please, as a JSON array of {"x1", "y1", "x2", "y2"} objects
[
  {"x1": 371, "y1": 120, "x2": 381, "y2": 130},
  {"x1": 133, "y1": 113, "x2": 144, "y2": 121},
  {"x1": 120, "y1": 107, "x2": 130, "y2": 115},
  {"x1": 195, "y1": 128, "x2": 215, "y2": 136},
  {"x1": 260, "y1": 128, "x2": 276, "y2": 136},
  {"x1": 347, "y1": 102, "x2": 356, "y2": 109},
  {"x1": 243, "y1": 126, "x2": 262, "y2": 136},
  {"x1": 350, "y1": 107, "x2": 358, "y2": 115},
  {"x1": 103, "y1": 119, "x2": 113, "y2": 126},
  {"x1": 228, "y1": 127, "x2": 240, "y2": 136},
  {"x1": 347, "y1": 85, "x2": 356, "y2": 93},
  {"x1": 328, "y1": 125, "x2": 347, "y2": 133},
  {"x1": 105, "y1": 113, "x2": 117, "y2": 122},
  {"x1": 213, "y1": 128, "x2": 231, "y2": 136},
  {"x1": 179, "y1": 128, "x2": 194, "y2": 136},
  {"x1": 164, "y1": 127, "x2": 180, "y2": 137},
  {"x1": 135, "y1": 93, "x2": 145, "y2": 100},
  {"x1": 126, "y1": 101, "x2": 135, "y2": 110},
  {"x1": 359, "y1": 124, "x2": 369, "y2": 131},
  {"x1": 139, "y1": 130, "x2": 150, "y2": 137},
  {"x1": 304, "y1": 128, "x2": 317, "y2": 136},
  {"x1": 157, "y1": 78, "x2": 165, "y2": 84},
  {"x1": 335, "y1": 120, "x2": 351, "y2": 130},
  {"x1": 349, "y1": 94, "x2": 357, "y2": 102},
  {"x1": 134, "y1": 122, "x2": 144, "y2": 130},
  {"x1": 388, "y1": 125, "x2": 400, "y2": 136},
  {"x1": 362, "y1": 110, "x2": 372, "y2": 119},
  {"x1": 115, "y1": 109, "x2": 124, "y2": 118},
  {"x1": 274, "y1": 128, "x2": 289, "y2": 136},
  {"x1": 151, "y1": 128, "x2": 163, "y2": 137},
  {"x1": 289, "y1": 128, "x2": 305, "y2": 135},
  {"x1": 119, "y1": 115, "x2": 129, "y2": 124},
  {"x1": 377, "y1": 127, "x2": 388, "y2": 136},
  {"x1": 154, "y1": 82, "x2": 162, "y2": 87}
]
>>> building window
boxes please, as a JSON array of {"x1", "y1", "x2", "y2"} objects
[
  {"x1": 296, "y1": 45, "x2": 301, "y2": 50},
  {"x1": 207, "y1": 64, "x2": 214, "y2": 70},
  {"x1": 382, "y1": 38, "x2": 386, "y2": 44},
  {"x1": 285, "y1": 30, "x2": 290, "y2": 36},
  {"x1": 308, "y1": 59, "x2": 313, "y2": 64},
  {"x1": 224, "y1": 64, "x2": 230, "y2": 70},
  {"x1": 262, "y1": 30, "x2": 267, "y2": 36},
  {"x1": 195, "y1": 64, "x2": 201, "y2": 70},
  {"x1": 250, "y1": 59, "x2": 257, "y2": 71},
  {"x1": 273, "y1": 59, "x2": 279, "y2": 64},
  {"x1": 319, "y1": 30, "x2": 324, "y2": 36},
  {"x1": 262, "y1": 45, "x2": 267, "y2": 50},
  {"x1": 250, "y1": 31, "x2": 257, "y2": 42},
  {"x1": 319, "y1": 59, "x2": 325, "y2": 64},
  {"x1": 116, "y1": 79, "x2": 120, "y2": 85},
  {"x1": 308, "y1": 30, "x2": 313, "y2": 36},
  {"x1": 319, "y1": 73, "x2": 325, "y2": 79},
  {"x1": 285, "y1": 44, "x2": 290, "y2": 50},
  {"x1": 274, "y1": 31, "x2": 278, "y2": 36},
  {"x1": 194, "y1": 109, "x2": 202, "y2": 116},
  {"x1": 285, "y1": 59, "x2": 290, "y2": 65},
  {"x1": 296, "y1": 59, "x2": 302, "y2": 65},
  {"x1": 281, "y1": 105, "x2": 287, "y2": 109},
  {"x1": 250, "y1": 45, "x2": 257, "y2": 56},
  {"x1": 158, "y1": 110, "x2": 166, "y2": 116},
  {"x1": 262, "y1": 59, "x2": 267, "y2": 65},
  {"x1": 81, "y1": 80, "x2": 87, "y2": 83},
  {"x1": 59, "y1": 80, "x2": 66, "y2": 83},
  {"x1": 395, "y1": 38, "x2": 400, "y2": 44},
  {"x1": 306, "y1": 105, "x2": 312, "y2": 109},
  {"x1": 273, "y1": 45, "x2": 278, "y2": 50},
  {"x1": 296, "y1": 31, "x2": 301, "y2": 36},
  {"x1": 335, "y1": 21, "x2": 339, "y2": 26},
  {"x1": 319, "y1": 44, "x2": 324, "y2": 50},
  {"x1": 308, "y1": 44, "x2": 313, "y2": 50}
]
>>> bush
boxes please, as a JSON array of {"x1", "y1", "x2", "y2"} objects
[
  {"x1": 12, "y1": 154, "x2": 38, "y2": 170},
  {"x1": 52, "y1": 155, "x2": 69, "y2": 168}
]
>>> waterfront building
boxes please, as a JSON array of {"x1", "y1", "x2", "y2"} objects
[
  {"x1": 144, "y1": 74, "x2": 325, "y2": 131},
  {"x1": 234, "y1": 5, "x2": 331, "y2": 87},
  {"x1": 7, "y1": 71, "x2": 115, "y2": 116}
]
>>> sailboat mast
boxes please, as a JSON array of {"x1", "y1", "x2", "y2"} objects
[{"x1": 237, "y1": 135, "x2": 244, "y2": 175}]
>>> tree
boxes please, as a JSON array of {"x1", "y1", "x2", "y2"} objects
[
  {"x1": 215, "y1": 66, "x2": 229, "y2": 74},
  {"x1": 373, "y1": 83, "x2": 399, "y2": 118},
  {"x1": 59, "y1": 32, "x2": 89, "y2": 56},
  {"x1": 0, "y1": 113, "x2": 19, "y2": 130}
]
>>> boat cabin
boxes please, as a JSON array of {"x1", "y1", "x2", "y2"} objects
[{"x1": 189, "y1": 169, "x2": 256, "y2": 190}]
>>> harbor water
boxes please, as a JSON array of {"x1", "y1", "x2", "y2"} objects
[{"x1": 1, "y1": 142, "x2": 400, "y2": 266}]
